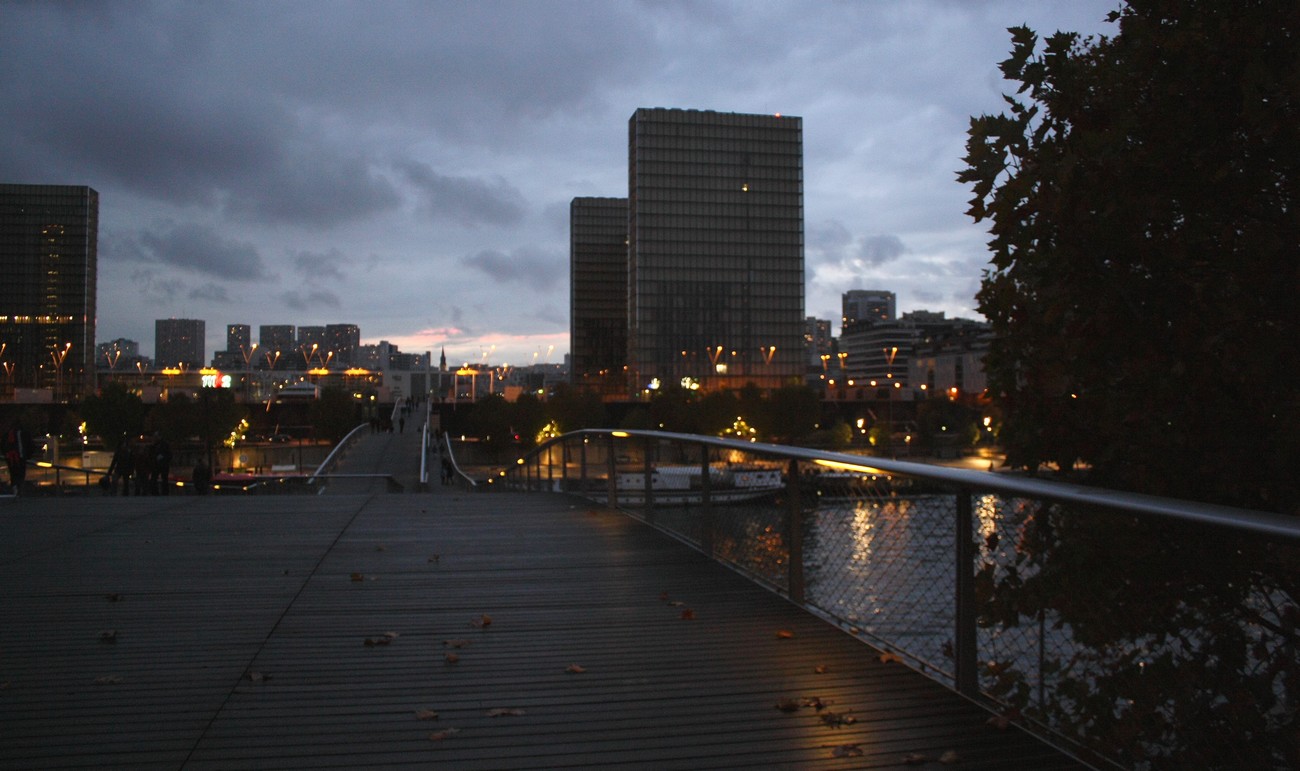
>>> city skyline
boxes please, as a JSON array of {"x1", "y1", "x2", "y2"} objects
[{"x1": 0, "y1": 1, "x2": 1119, "y2": 365}]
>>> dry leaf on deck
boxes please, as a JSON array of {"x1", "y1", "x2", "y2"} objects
[
  {"x1": 832, "y1": 744, "x2": 864, "y2": 758},
  {"x1": 820, "y1": 711, "x2": 857, "y2": 728},
  {"x1": 680, "y1": 608, "x2": 695, "y2": 620},
  {"x1": 99, "y1": 629, "x2": 117, "y2": 643},
  {"x1": 775, "y1": 629, "x2": 795, "y2": 639},
  {"x1": 487, "y1": 708, "x2": 526, "y2": 717},
  {"x1": 415, "y1": 709, "x2": 439, "y2": 721},
  {"x1": 814, "y1": 664, "x2": 829, "y2": 674},
  {"x1": 939, "y1": 750, "x2": 961, "y2": 764},
  {"x1": 428, "y1": 727, "x2": 460, "y2": 741},
  {"x1": 879, "y1": 652, "x2": 903, "y2": 664},
  {"x1": 444, "y1": 653, "x2": 460, "y2": 664},
  {"x1": 565, "y1": 664, "x2": 586, "y2": 673},
  {"x1": 903, "y1": 753, "x2": 929, "y2": 765},
  {"x1": 774, "y1": 698, "x2": 800, "y2": 713},
  {"x1": 470, "y1": 614, "x2": 493, "y2": 628},
  {"x1": 350, "y1": 572, "x2": 365, "y2": 582}
]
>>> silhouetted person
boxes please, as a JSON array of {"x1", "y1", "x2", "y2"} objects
[
  {"x1": 151, "y1": 433, "x2": 172, "y2": 495},
  {"x1": 2, "y1": 420, "x2": 32, "y2": 495},
  {"x1": 107, "y1": 436, "x2": 134, "y2": 496},
  {"x1": 132, "y1": 438, "x2": 154, "y2": 495}
]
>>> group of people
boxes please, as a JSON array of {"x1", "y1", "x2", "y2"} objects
[{"x1": 105, "y1": 433, "x2": 173, "y2": 496}]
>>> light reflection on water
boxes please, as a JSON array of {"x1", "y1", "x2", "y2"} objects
[{"x1": 806, "y1": 495, "x2": 957, "y2": 675}]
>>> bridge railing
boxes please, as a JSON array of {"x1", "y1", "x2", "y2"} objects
[{"x1": 498, "y1": 429, "x2": 1300, "y2": 770}]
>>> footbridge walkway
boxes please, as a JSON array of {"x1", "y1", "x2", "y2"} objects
[{"x1": 0, "y1": 432, "x2": 1086, "y2": 768}]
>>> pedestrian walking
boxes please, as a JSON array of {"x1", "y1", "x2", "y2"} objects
[{"x1": 107, "y1": 436, "x2": 134, "y2": 496}]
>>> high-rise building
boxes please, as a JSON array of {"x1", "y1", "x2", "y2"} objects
[
  {"x1": 325, "y1": 323, "x2": 359, "y2": 367},
  {"x1": 804, "y1": 317, "x2": 833, "y2": 367},
  {"x1": 842, "y1": 289, "x2": 896, "y2": 331},
  {"x1": 258, "y1": 325, "x2": 294, "y2": 369},
  {"x1": 0, "y1": 183, "x2": 98, "y2": 401},
  {"x1": 627, "y1": 108, "x2": 804, "y2": 392},
  {"x1": 569, "y1": 196, "x2": 628, "y2": 395},
  {"x1": 96, "y1": 338, "x2": 143, "y2": 371},
  {"x1": 155, "y1": 318, "x2": 205, "y2": 369},
  {"x1": 226, "y1": 324, "x2": 251, "y2": 355}
]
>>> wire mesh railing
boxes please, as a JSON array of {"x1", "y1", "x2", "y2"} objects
[{"x1": 498, "y1": 429, "x2": 1300, "y2": 770}]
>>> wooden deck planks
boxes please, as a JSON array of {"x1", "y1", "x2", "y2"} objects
[{"x1": 0, "y1": 492, "x2": 1086, "y2": 769}]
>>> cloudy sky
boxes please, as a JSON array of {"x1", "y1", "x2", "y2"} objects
[{"x1": 1, "y1": 0, "x2": 1118, "y2": 367}]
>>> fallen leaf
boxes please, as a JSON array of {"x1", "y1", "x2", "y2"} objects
[
  {"x1": 428, "y1": 727, "x2": 460, "y2": 741},
  {"x1": 99, "y1": 629, "x2": 117, "y2": 643},
  {"x1": 680, "y1": 608, "x2": 695, "y2": 620},
  {"x1": 428, "y1": 555, "x2": 440, "y2": 564},
  {"x1": 470, "y1": 614, "x2": 493, "y2": 628},
  {"x1": 415, "y1": 709, "x2": 439, "y2": 721},
  {"x1": 94, "y1": 675, "x2": 122, "y2": 685},
  {"x1": 802, "y1": 696, "x2": 828, "y2": 711},
  {"x1": 903, "y1": 753, "x2": 929, "y2": 765},
  {"x1": 350, "y1": 572, "x2": 365, "y2": 582},
  {"x1": 565, "y1": 664, "x2": 586, "y2": 674},
  {"x1": 668, "y1": 600, "x2": 685, "y2": 607},
  {"x1": 487, "y1": 708, "x2": 525, "y2": 717},
  {"x1": 774, "y1": 698, "x2": 800, "y2": 713},
  {"x1": 444, "y1": 639, "x2": 470, "y2": 648},
  {"x1": 879, "y1": 652, "x2": 903, "y2": 665},
  {"x1": 939, "y1": 750, "x2": 961, "y2": 764},
  {"x1": 104, "y1": 593, "x2": 122, "y2": 602},
  {"x1": 986, "y1": 714, "x2": 1012, "y2": 730},
  {"x1": 775, "y1": 629, "x2": 795, "y2": 639},
  {"x1": 246, "y1": 671, "x2": 268, "y2": 682},
  {"x1": 376, "y1": 545, "x2": 386, "y2": 551},
  {"x1": 364, "y1": 636, "x2": 392, "y2": 647},
  {"x1": 444, "y1": 653, "x2": 459, "y2": 664},
  {"x1": 383, "y1": 631, "x2": 399, "y2": 640},
  {"x1": 814, "y1": 665, "x2": 829, "y2": 674},
  {"x1": 832, "y1": 744, "x2": 864, "y2": 758},
  {"x1": 820, "y1": 711, "x2": 857, "y2": 728},
  {"x1": 659, "y1": 591, "x2": 670, "y2": 602}
]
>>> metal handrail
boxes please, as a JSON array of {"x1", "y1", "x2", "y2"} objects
[
  {"x1": 526, "y1": 429, "x2": 1300, "y2": 540},
  {"x1": 501, "y1": 428, "x2": 1300, "y2": 769},
  {"x1": 309, "y1": 423, "x2": 369, "y2": 483}
]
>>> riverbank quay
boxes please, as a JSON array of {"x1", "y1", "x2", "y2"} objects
[{"x1": 0, "y1": 493, "x2": 1084, "y2": 769}]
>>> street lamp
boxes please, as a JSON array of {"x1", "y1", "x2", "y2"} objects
[{"x1": 50, "y1": 342, "x2": 71, "y2": 402}]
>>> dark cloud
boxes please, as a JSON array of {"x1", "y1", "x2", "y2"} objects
[
  {"x1": 279, "y1": 289, "x2": 342, "y2": 312},
  {"x1": 463, "y1": 247, "x2": 563, "y2": 289},
  {"x1": 859, "y1": 235, "x2": 906, "y2": 266},
  {"x1": 188, "y1": 283, "x2": 232, "y2": 303},
  {"x1": 111, "y1": 221, "x2": 269, "y2": 280},
  {"x1": 400, "y1": 161, "x2": 527, "y2": 227},
  {"x1": 290, "y1": 248, "x2": 348, "y2": 281}
]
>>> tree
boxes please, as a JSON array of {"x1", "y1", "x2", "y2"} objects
[
  {"x1": 959, "y1": 0, "x2": 1299, "y2": 513},
  {"x1": 81, "y1": 382, "x2": 146, "y2": 449},
  {"x1": 310, "y1": 387, "x2": 360, "y2": 444}
]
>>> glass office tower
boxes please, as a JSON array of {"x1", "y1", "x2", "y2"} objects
[
  {"x1": 0, "y1": 183, "x2": 98, "y2": 401},
  {"x1": 627, "y1": 108, "x2": 804, "y2": 393},
  {"x1": 569, "y1": 196, "x2": 629, "y2": 396}
]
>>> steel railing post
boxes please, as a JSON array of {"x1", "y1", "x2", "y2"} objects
[
  {"x1": 786, "y1": 459, "x2": 804, "y2": 604},
  {"x1": 606, "y1": 433, "x2": 617, "y2": 508},
  {"x1": 700, "y1": 442, "x2": 714, "y2": 556},
  {"x1": 955, "y1": 488, "x2": 978, "y2": 697}
]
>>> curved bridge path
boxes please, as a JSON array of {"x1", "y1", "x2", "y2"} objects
[{"x1": 0, "y1": 491, "x2": 1086, "y2": 769}]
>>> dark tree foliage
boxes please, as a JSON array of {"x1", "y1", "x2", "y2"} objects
[
  {"x1": 81, "y1": 382, "x2": 146, "y2": 449},
  {"x1": 309, "y1": 387, "x2": 359, "y2": 444},
  {"x1": 960, "y1": 0, "x2": 1300, "y2": 513}
]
